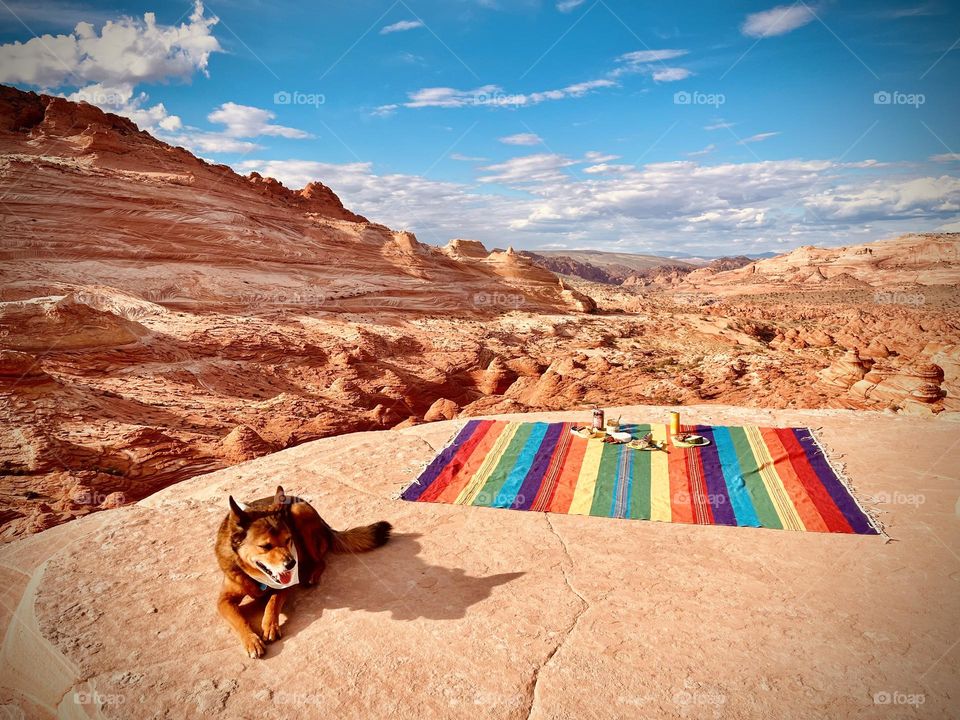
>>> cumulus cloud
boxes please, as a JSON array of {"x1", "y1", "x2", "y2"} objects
[
  {"x1": 499, "y1": 133, "x2": 542, "y2": 146},
  {"x1": 478, "y1": 153, "x2": 580, "y2": 184},
  {"x1": 0, "y1": 1, "x2": 220, "y2": 87},
  {"x1": 207, "y1": 102, "x2": 311, "y2": 139},
  {"x1": 67, "y1": 82, "x2": 182, "y2": 132},
  {"x1": 652, "y1": 67, "x2": 692, "y2": 82},
  {"x1": 804, "y1": 176, "x2": 960, "y2": 221},
  {"x1": 234, "y1": 155, "x2": 960, "y2": 255},
  {"x1": 741, "y1": 4, "x2": 816, "y2": 38},
  {"x1": 380, "y1": 19, "x2": 424, "y2": 34}
]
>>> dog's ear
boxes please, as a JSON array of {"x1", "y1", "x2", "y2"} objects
[
  {"x1": 273, "y1": 485, "x2": 287, "y2": 509},
  {"x1": 228, "y1": 496, "x2": 250, "y2": 526}
]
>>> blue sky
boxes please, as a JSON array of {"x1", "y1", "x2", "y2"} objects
[{"x1": 1, "y1": 0, "x2": 958, "y2": 255}]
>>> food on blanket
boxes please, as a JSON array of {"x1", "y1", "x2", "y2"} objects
[
  {"x1": 608, "y1": 431, "x2": 632, "y2": 442},
  {"x1": 570, "y1": 426, "x2": 595, "y2": 439},
  {"x1": 592, "y1": 408, "x2": 605, "y2": 430},
  {"x1": 628, "y1": 432, "x2": 661, "y2": 450},
  {"x1": 672, "y1": 433, "x2": 709, "y2": 447},
  {"x1": 670, "y1": 411, "x2": 681, "y2": 434},
  {"x1": 404, "y1": 420, "x2": 881, "y2": 535}
]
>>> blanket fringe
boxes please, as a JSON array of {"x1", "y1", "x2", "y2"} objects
[{"x1": 806, "y1": 426, "x2": 890, "y2": 541}]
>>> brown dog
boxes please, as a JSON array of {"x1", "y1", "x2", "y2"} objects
[{"x1": 215, "y1": 485, "x2": 391, "y2": 658}]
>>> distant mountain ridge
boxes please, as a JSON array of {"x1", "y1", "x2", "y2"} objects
[{"x1": 521, "y1": 249, "x2": 754, "y2": 286}]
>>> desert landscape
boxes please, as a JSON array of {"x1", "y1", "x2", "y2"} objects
[
  {"x1": 0, "y1": 0, "x2": 959, "y2": 717},
  {"x1": 1, "y1": 86, "x2": 957, "y2": 542}
]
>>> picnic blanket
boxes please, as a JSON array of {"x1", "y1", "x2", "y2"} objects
[{"x1": 401, "y1": 420, "x2": 879, "y2": 534}]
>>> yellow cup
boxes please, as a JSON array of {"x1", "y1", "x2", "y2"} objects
[{"x1": 669, "y1": 411, "x2": 680, "y2": 434}]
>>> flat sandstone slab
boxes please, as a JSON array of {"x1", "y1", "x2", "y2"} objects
[{"x1": 0, "y1": 405, "x2": 957, "y2": 719}]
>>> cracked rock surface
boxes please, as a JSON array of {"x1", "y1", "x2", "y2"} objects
[{"x1": 0, "y1": 405, "x2": 958, "y2": 719}]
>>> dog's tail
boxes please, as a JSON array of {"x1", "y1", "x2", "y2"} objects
[{"x1": 331, "y1": 521, "x2": 391, "y2": 554}]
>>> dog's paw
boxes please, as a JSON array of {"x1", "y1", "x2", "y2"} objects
[
  {"x1": 261, "y1": 618, "x2": 282, "y2": 642},
  {"x1": 242, "y1": 632, "x2": 266, "y2": 659}
]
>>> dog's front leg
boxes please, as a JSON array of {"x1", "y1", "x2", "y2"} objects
[
  {"x1": 218, "y1": 586, "x2": 265, "y2": 659},
  {"x1": 261, "y1": 588, "x2": 289, "y2": 642}
]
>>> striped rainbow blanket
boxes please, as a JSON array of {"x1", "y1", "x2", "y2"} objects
[{"x1": 401, "y1": 420, "x2": 879, "y2": 534}]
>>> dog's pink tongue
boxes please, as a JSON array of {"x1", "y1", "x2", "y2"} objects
[{"x1": 279, "y1": 570, "x2": 292, "y2": 585}]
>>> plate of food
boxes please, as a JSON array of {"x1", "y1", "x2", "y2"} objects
[
  {"x1": 627, "y1": 432, "x2": 664, "y2": 451},
  {"x1": 672, "y1": 432, "x2": 710, "y2": 448}
]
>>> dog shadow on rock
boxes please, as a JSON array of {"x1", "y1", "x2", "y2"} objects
[{"x1": 239, "y1": 533, "x2": 524, "y2": 653}]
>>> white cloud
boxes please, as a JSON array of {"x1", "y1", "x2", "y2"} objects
[
  {"x1": 499, "y1": 132, "x2": 542, "y2": 146},
  {"x1": 0, "y1": 1, "x2": 220, "y2": 87},
  {"x1": 556, "y1": 0, "x2": 587, "y2": 11},
  {"x1": 67, "y1": 82, "x2": 182, "y2": 132},
  {"x1": 611, "y1": 48, "x2": 693, "y2": 81},
  {"x1": 584, "y1": 151, "x2": 619, "y2": 162},
  {"x1": 617, "y1": 49, "x2": 688, "y2": 64},
  {"x1": 741, "y1": 4, "x2": 816, "y2": 38},
  {"x1": 207, "y1": 102, "x2": 310, "y2": 139},
  {"x1": 167, "y1": 132, "x2": 261, "y2": 155},
  {"x1": 930, "y1": 153, "x2": 960, "y2": 163},
  {"x1": 583, "y1": 163, "x2": 633, "y2": 174},
  {"x1": 705, "y1": 120, "x2": 735, "y2": 131},
  {"x1": 380, "y1": 19, "x2": 424, "y2": 34},
  {"x1": 385, "y1": 78, "x2": 616, "y2": 112},
  {"x1": 652, "y1": 67, "x2": 692, "y2": 82},
  {"x1": 450, "y1": 153, "x2": 489, "y2": 162},
  {"x1": 687, "y1": 144, "x2": 716, "y2": 157},
  {"x1": 233, "y1": 156, "x2": 960, "y2": 255},
  {"x1": 739, "y1": 132, "x2": 780, "y2": 144},
  {"x1": 805, "y1": 176, "x2": 960, "y2": 221},
  {"x1": 479, "y1": 153, "x2": 580, "y2": 184}
]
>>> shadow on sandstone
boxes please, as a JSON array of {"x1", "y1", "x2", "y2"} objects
[{"x1": 240, "y1": 533, "x2": 524, "y2": 651}]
